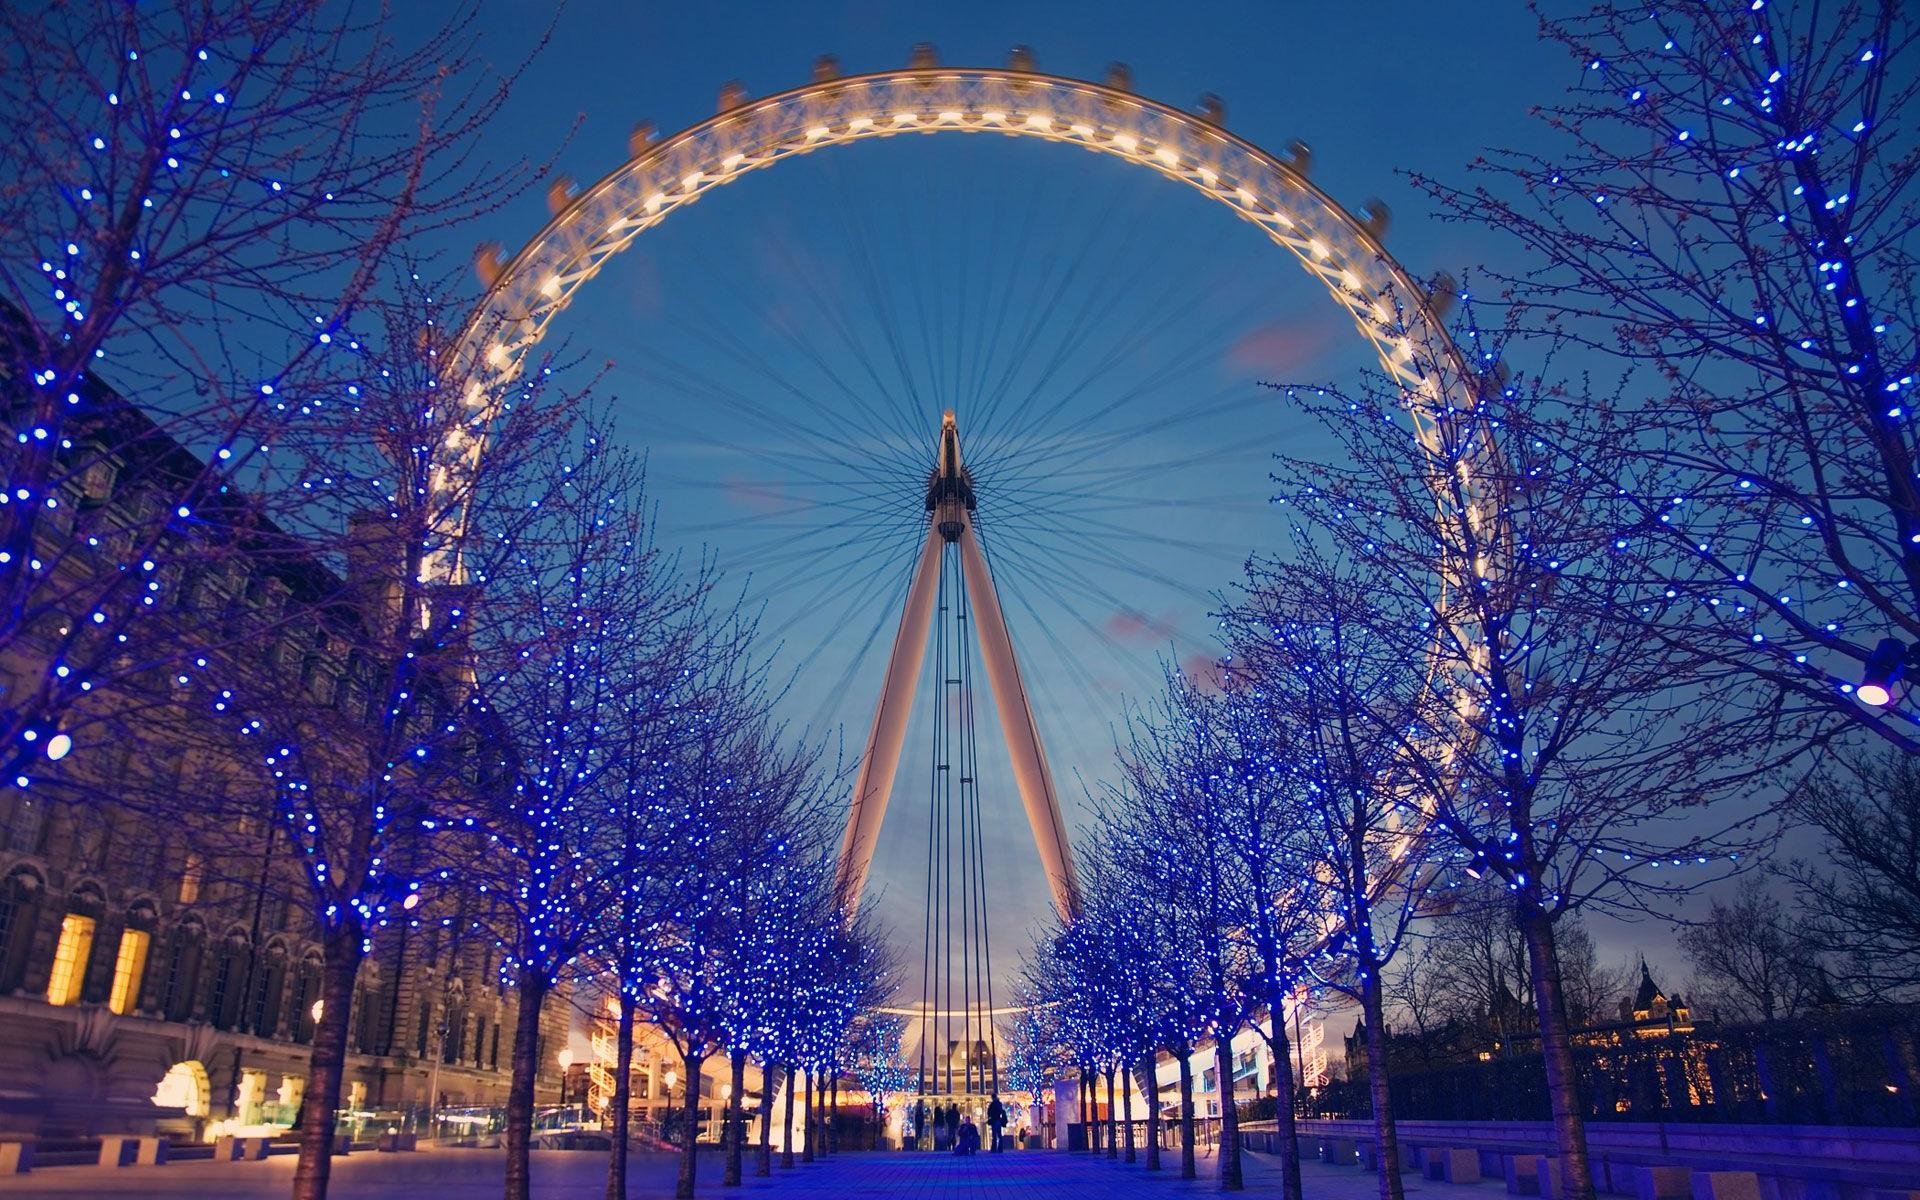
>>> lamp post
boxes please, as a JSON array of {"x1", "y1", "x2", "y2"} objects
[
  {"x1": 558, "y1": 1048, "x2": 576, "y2": 1110},
  {"x1": 663, "y1": 1069, "x2": 678, "y2": 1145}
]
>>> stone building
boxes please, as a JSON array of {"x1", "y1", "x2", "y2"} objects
[{"x1": 0, "y1": 368, "x2": 567, "y2": 1141}]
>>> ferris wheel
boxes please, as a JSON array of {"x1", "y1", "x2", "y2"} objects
[{"x1": 444, "y1": 46, "x2": 1479, "y2": 1093}]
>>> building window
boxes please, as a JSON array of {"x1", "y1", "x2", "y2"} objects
[
  {"x1": 162, "y1": 923, "x2": 206, "y2": 1021},
  {"x1": 177, "y1": 854, "x2": 204, "y2": 905},
  {"x1": 289, "y1": 960, "x2": 321, "y2": 1044},
  {"x1": 208, "y1": 938, "x2": 249, "y2": 1029},
  {"x1": 108, "y1": 928, "x2": 150, "y2": 1014},
  {"x1": 47, "y1": 913, "x2": 97, "y2": 1006},
  {"x1": 490, "y1": 1024, "x2": 500, "y2": 1069},
  {"x1": 4, "y1": 798, "x2": 45, "y2": 855}
]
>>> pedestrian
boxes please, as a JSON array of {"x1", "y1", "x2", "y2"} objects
[
  {"x1": 986, "y1": 1095, "x2": 1006, "y2": 1152},
  {"x1": 956, "y1": 1114, "x2": 980, "y2": 1156},
  {"x1": 912, "y1": 1097, "x2": 927, "y2": 1150}
]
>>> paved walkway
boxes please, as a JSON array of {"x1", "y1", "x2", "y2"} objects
[{"x1": 0, "y1": 1145, "x2": 1507, "y2": 1199}]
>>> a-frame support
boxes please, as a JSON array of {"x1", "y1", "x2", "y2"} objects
[{"x1": 834, "y1": 413, "x2": 1080, "y2": 919}]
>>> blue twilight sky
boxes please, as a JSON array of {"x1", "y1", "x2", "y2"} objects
[{"x1": 389, "y1": 1, "x2": 1705, "y2": 1003}]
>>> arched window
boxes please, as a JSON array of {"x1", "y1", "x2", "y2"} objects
[
  {"x1": 161, "y1": 918, "x2": 205, "y2": 1021},
  {"x1": 47, "y1": 883, "x2": 107, "y2": 1007},
  {"x1": 287, "y1": 954, "x2": 322, "y2": 1044},
  {"x1": 205, "y1": 932, "x2": 249, "y2": 1029},
  {"x1": 247, "y1": 942, "x2": 288, "y2": 1037},
  {"x1": 0, "y1": 868, "x2": 46, "y2": 993},
  {"x1": 442, "y1": 984, "x2": 468, "y2": 1066},
  {"x1": 107, "y1": 901, "x2": 159, "y2": 1015}
]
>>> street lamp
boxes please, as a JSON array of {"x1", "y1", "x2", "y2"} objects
[
  {"x1": 1858, "y1": 636, "x2": 1912, "y2": 707},
  {"x1": 558, "y1": 1048, "x2": 576, "y2": 1107}
]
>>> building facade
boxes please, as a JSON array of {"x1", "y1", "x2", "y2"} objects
[{"x1": 0, "y1": 367, "x2": 567, "y2": 1141}]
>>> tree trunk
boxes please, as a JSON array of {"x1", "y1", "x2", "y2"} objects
[
  {"x1": 1177, "y1": 1052, "x2": 1196, "y2": 1180},
  {"x1": 1141, "y1": 1056, "x2": 1161, "y2": 1171},
  {"x1": 724, "y1": 1049, "x2": 747, "y2": 1186},
  {"x1": 802, "y1": 1068, "x2": 815, "y2": 1162},
  {"x1": 1216, "y1": 1035, "x2": 1243, "y2": 1190},
  {"x1": 1084, "y1": 1068, "x2": 1096, "y2": 1151},
  {"x1": 503, "y1": 972, "x2": 552, "y2": 1200},
  {"x1": 1362, "y1": 974, "x2": 1405, "y2": 1200},
  {"x1": 827, "y1": 1071, "x2": 838, "y2": 1155},
  {"x1": 780, "y1": 1064, "x2": 796, "y2": 1168},
  {"x1": 675, "y1": 1048, "x2": 705, "y2": 1200},
  {"x1": 290, "y1": 923, "x2": 364, "y2": 1200},
  {"x1": 1122, "y1": 1058, "x2": 1136, "y2": 1163},
  {"x1": 1263, "y1": 990, "x2": 1306, "y2": 1200},
  {"x1": 605, "y1": 995, "x2": 637, "y2": 1200},
  {"x1": 1521, "y1": 908, "x2": 1596, "y2": 1200},
  {"x1": 755, "y1": 1061, "x2": 775, "y2": 1177},
  {"x1": 1105, "y1": 1066, "x2": 1118, "y2": 1159}
]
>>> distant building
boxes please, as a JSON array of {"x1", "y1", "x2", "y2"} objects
[{"x1": 1611, "y1": 959, "x2": 1694, "y2": 1037}]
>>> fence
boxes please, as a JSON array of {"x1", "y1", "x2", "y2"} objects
[{"x1": 1302, "y1": 1005, "x2": 1920, "y2": 1127}]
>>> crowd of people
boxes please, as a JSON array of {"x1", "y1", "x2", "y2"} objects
[{"x1": 907, "y1": 1096, "x2": 1011, "y2": 1154}]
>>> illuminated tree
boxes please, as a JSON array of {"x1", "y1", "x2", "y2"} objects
[
  {"x1": 80, "y1": 272, "x2": 587, "y2": 1198},
  {"x1": 1218, "y1": 559, "x2": 1435, "y2": 1200},
  {"x1": 1413, "y1": 0, "x2": 1920, "y2": 750},
  {"x1": 1259, "y1": 362, "x2": 1776, "y2": 1200},
  {"x1": 457, "y1": 426, "x2": 714, "y2": 1200},
  {"x1": 0, "y1": 0, "x2": 533, "y2": 809},
  {"x1": 843, "y1": 1011, "x2": 914, "y2": 1138}
]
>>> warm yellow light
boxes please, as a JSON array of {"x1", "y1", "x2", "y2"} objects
[
  {"x1": 848, "y1": 116, "x2": 873, "y2": 131},
  {"x1": 1024, "y1": 113, "x2": 1052, "y2": 129},
  {"x1": 108, "y1": 928, "x2": 150, "y2": 1015},
  {"x1": 558, "y1": 1048, "x2": 576, "y2": 1070},
  {"x1": 1155, "y1": 146, "x2": 1180, "y2": 167},
  {"x1": 938, "y1": 111, "x2": 963, "y2": 122},
  {"x1": 681, "y1": 172, "x2": 701, "y2": 191},
  {"x1": 540, "y1": 276, "x2": 560, "y2": 298},
  {"x1": 311, "y1": 999, "x2": 325, "y2": 1023},
  {"x1": 1070, "y1": 123, "x2": 1093, "y2": 136},
  {"x1": 1112, "y1": 133, "x2": 1138, "y2": 152},
  {"x1": 663, "y1": 1070, "x2": 677, "y2": 1088},
  {"x1": 485, "y1": 343, "x2": 509, "y2": 369},
  {"x1": 721, "y1": 1084, "x2": 732, "y2": 1099},
  {"x1": 1858, "y1": 682, "x2": 1893, "y2": 706},
  {"x1": 892, "y1": 112, "x2": 917, "y2": 125},
  {"x1": 981, "y1": 110, "x2": 1007, "y2": 123},
  {"x1": 646, "y1": 193, "x2": 667, "y2": 213},
  {"x1": 1198, "y1": 168, "x2": 1218, "y2": 187},
  {"x1": 1309, "y1": 239, "x2": 1329, "y2": 260},
  {"x1": 605, "y1": 996, "x2": 620, "y2": 1016},
  {"x1": 1236, "y1": 187, "x2": 1257, "y2": 206},
  {"x1": 806, "y1": 125, "x2": 829, "y2": 140},
  {"x1": 46, "y1": 914, "x2": 94, "y2": 1007},
  {"x1": 722, "y1": 153, "x2": 745, "y2": 170}
]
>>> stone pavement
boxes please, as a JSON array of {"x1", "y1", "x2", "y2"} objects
[{"x1": 0, "y1": 1144, "x2": 1513, "y2": 1199}]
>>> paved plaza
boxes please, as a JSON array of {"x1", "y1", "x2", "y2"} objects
[{"x1": 0, "y1": 1145, "x2": 1507, "y2": 1199}]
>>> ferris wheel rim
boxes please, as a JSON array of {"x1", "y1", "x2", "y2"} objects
[
  {"x1": 438, "y1": 61, "x2": 1482, "y2": 567},
  {"x1": 442, "y1": 58, "x2": 1499, "y2": 933}
]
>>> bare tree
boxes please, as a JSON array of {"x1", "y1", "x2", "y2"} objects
[
  {"x1": 1679, "y1": 876, "x2": 1822, "y2": 1021},
  {"x1": 1413, "y1": 0, "x2": 1920, "y2": 751},
  {"x1": 1780, "y1": 751, "x2": 1920, "y2": 1000},
  {"x1": 0, "y1": 0, "x2": 539, "y2": 795}
]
